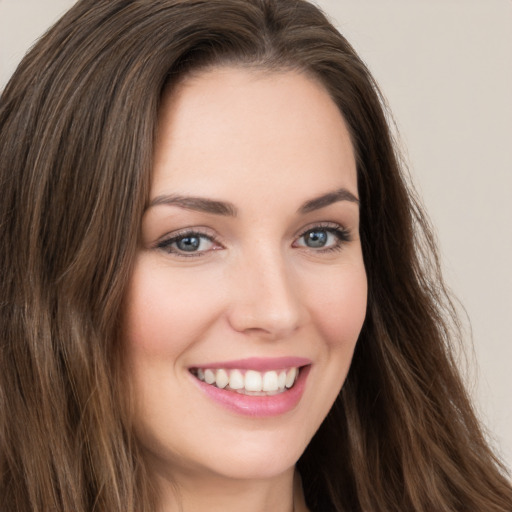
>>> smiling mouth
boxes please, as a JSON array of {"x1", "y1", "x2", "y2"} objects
[{"x1": 190, "y1": 367, "x2": 301, "y2": 396}]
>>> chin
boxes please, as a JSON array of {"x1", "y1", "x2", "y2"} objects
[
  {"x1": 212, "y1": 439, "x2": 306, "y2": 480},
  {"x1": 139, "y1": 423, "x2": 311, "y2": 484}
]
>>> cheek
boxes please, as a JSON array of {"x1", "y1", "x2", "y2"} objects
[
  {"x1": 123, "y1": 258, "x2": 225, "y2": 356},
  {"x1": 306, "y1": 262, "x2": 367, "y2": 349}
]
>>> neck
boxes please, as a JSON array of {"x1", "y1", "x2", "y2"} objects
[{"x1": 154, "y1": 466, "x2": 308, "y2": 512}]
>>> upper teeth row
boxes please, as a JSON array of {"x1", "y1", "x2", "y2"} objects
[{"x1": 195, "y1": 367, "x2": 298, "y2": 393}]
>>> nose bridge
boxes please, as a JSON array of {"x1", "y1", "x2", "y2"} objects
[{"x1": 227, "y1": 243, "x2": 302, "y2": 339}]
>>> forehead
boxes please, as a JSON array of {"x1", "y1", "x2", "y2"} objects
[{"x1": 152, "y1": 67, "x2": 357, "y2": 202}]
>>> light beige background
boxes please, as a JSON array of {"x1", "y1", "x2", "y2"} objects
[{"x1": 1, "y1": 0, "x2": 511, "y2": 468}]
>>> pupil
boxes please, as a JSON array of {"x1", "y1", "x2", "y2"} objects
[
  {"x1": 177, "y1": 236, "x2": 200, "y2": 251},
  {"x1": 306, "y1": 230, "x2": 327, "y2": 247}
]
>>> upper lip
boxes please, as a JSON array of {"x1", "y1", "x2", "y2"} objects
[{"x1": 190, "y1": 356, "x2": 311, "y2": 372}]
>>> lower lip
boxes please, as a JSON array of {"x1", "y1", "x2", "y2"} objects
[{"x1": 192, "y1": 366, "x2": 311, "y2": 417}]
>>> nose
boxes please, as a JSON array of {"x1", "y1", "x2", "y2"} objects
[{"x1": 226, "y1": 248, "x2": 304, "y2": 340}]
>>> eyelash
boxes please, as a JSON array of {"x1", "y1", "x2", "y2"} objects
[
  {"x1": 156, "y1": 223, "x2": 351, "y2": 257},
  {"x1": 156, "y1": 229, "x2": 219, "y2": 257},
  {"x1": 294, "y1": 223, "x2": 351, "y2": 253}
]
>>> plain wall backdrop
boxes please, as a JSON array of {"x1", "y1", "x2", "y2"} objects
[{"x1": 1, "y1": 0, "x2": 511, "y2": 468}]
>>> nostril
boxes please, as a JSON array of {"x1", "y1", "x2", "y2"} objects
[{"x1": 228, "y1": 313, "x2": 300, "y2": 340}]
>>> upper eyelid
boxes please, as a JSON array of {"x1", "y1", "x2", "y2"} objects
[
  {"x1": 158, "y1": 222, "x2": 346, "y2": 239},
  {"x1": 155, "y1": 227, "x2": 217, "y2": 246},
  {"x1": 296, "y1": 221, "x2": 349, "y2": 236},
  {"x1": 297, "y1": 225, "x2": 350, "y2": 241}
]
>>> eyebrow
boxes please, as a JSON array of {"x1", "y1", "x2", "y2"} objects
[
  {"x1": 298, "y1": 188, "x2": 359, "y2": 213},
  {"x1": 147, "y1": 187, "x2": 358, "y2": 217},
  {"x1": 147, "y1": 194, "x2": 237, "y2": 216}
]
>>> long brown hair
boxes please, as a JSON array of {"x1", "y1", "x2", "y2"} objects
[{"x1": 1, "y1": 1, "x2": 510, "y2": 510}]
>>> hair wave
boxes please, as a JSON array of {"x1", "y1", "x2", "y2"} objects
[{"x1": 1, "y1": 0, "x2": 511, "y2": 510}]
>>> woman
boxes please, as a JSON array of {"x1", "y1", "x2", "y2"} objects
[{"x1": 0, "y1": 0, "x2": 511, "y2": 511}]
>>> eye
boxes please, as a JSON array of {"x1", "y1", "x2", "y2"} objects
[
  {"x1": 294, "y1": 225, "x2": 350, "y2": 251},
  {"x1": 157, "y1": 231, "x2": 219, "y2": 256}
]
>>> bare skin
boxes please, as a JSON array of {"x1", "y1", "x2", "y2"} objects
[{"x1": 123, "y1": 67, "x2": 366, "y2": 511}]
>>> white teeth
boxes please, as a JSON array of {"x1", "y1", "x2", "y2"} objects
[
  {"x1": 193, "y1": 366, "x2": 300, "y2": 394},
  {"x1": 278, "y1": 370, "x2": 286, "y2": 389},
  {"x1": 245, "y1": 370, "x2": 263, "y2": 392},
  {"x1": 204, "y1": 369, "x2": 215, "y2": 385},
  {"x1": 285, "y1": 367, "x2": 297, "y2": 389},
  {"x1": 215, "y1": 369, "x2": 229, "y2": 389},
  {"x1": 229, "y1": 369, "x2": 244, "y2": 390},
  {"x1": 263, "y1": 371, "x2": 279, "y2": 392}
]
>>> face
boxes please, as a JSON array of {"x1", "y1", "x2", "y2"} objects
[{"x1": 123, "y1": 67, "x2": 367, "y2": 486}]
